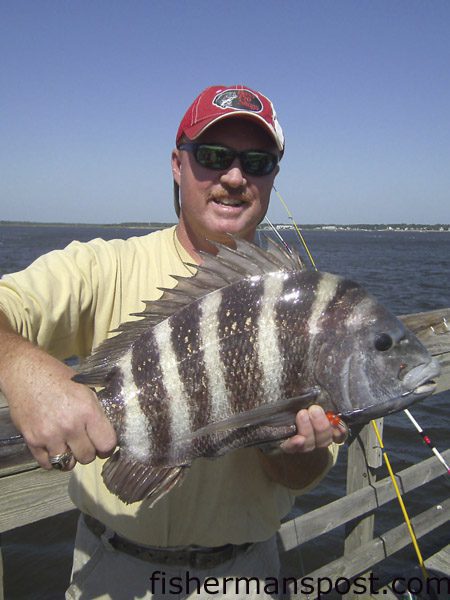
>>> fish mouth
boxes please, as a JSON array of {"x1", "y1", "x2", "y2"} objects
[
  {"x1": 341, "y1": 359, "x2": 441, "y2": 425},
  {"x1": 404, "y1": 380, "x2": 437, "y2": 398},
  {"x1": 401, "y1": 359, "x2": 441, "y2": 399}
]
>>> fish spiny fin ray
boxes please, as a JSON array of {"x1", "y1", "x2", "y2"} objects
[{"x1": 74, "y1": 237, "x2": 303, "y2": 386}]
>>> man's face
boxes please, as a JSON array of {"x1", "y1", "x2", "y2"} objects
[{"x1": 172, "y1": 118, "x2": 279, "y2": 248}]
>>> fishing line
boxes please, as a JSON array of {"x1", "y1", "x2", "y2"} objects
[
  {"x1": 272, "y1": 185, "x2": 317, "y2": 270},
  {"x1": 263, "y1": 215, "x2": 293, "y2": 255},
  {"x1": 269, "y1": 184, "x2": 432, "y2": 579}
]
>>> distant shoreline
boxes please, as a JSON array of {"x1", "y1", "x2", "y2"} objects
[
  {"x1": 0, "y1": 220, "x2": 169, "y2": 229},
  {"x1": 0, "y1": 220, "x2": 449, "y2": 233}
]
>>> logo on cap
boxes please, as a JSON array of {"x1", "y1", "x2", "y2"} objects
[{"x1": 213, "y1": 89, "x2": 263, "y2": 113}]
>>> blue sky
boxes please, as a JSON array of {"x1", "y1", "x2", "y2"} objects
[{"x1": 1, "y1": 1, "x2": 449, "y2": 224}]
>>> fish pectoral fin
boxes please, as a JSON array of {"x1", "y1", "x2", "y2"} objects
[
  {"x1": 182, "y1": 388, "x2": 320, "y2": 443},
  {"x1": 101, "y1": 450, "x2": 186, "y2": 506}
]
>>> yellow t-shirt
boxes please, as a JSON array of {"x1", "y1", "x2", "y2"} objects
[{"x1": 0, "y1": 226, "x2": 337, "y2": 547}]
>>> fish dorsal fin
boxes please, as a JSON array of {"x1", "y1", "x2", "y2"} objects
[
  {"x1": 135, "y1": 237, "x2": 303, "y2": 324},
  {"x1": 264, "y1": 235, "x2": 305, "y2": 270},
  {"x1": 202, "y1": 236, "x2": 303, "y2": 275},
  {"x1": 74, "y1": 236, "x2": 303, "y2": 387}
]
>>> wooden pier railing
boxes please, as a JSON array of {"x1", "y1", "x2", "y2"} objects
[
  {"x1": 278, "y1": 431, "x2": 450, "y2": 598},
  {"x1": 1, "y1": 307, "x2": 449, "y2": 599}
]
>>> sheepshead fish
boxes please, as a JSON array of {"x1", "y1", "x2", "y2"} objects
[{"x1": 68, "y1": 238, "x2": 440, "y2": 505}]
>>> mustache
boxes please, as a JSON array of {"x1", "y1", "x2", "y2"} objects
[{"x1": 209, "y1": 189, "x2": 253, "y2": 203}]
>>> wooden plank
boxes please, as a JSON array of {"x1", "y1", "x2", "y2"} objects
[
  {"x1": 0, "y1": 538, "x2": 3, "y2": 600},
  {"x1": 0, "y1": 469, "x2": 74, "y2": 533},
  {"x1": 374, "y1": 544, "x2": 450, "y2": 600},
  {"x1": 344, "y1": 423, "x2": 381, "y2": 552},
  {"x1": 368, "y1": 586, "x2": 398, "y2": 599},
  {"x1": 365, "y1": 419, "x2": 383, "y2": 470},
  {"x1": 0, "y1": 397, "x2": 36, "y2": 472},
  {"x1": 346, "y1": 545, "x2": 450, "y2": 598},
  {"x1": 401, "y1": 308, "x2": 450, "y2": 347},
  {"x1": 287, "y1": 498, "x2": 450, "y2": 599},
  {"x1": 400, "y1": 308, "x2": 450, "y2": 394},
  {"x1": 343, "y1": 422, "x2": 383, "y2": 598},
  {"x1": 426, "y1": 543, "x2": 450, "y2": 575},
  {"x1": 0, "y1": 393, "x2": 6, "y2": 599},
  {"x1": 279, "y1": 449, "x2": 450, "y2": 551},
  {"x1": 0, "y1": 455, "x2": 36, "y2": 477}
]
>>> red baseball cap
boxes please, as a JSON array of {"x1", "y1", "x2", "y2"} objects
[{"x1": 176, "y1": 85, "x2": 285, "y2": 154}]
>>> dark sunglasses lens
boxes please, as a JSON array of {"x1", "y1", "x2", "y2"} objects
[
  {"x1": 196, "y1": 145, "x2": 234, "y2": 170},
  {"x1": 191, "y1": 144, "x2": 277, "y2": 175},
  {"x1": 241, "y1": 152, "x2": 277, "y2": 175}
]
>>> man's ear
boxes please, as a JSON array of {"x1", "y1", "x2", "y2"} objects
[{"x1": 172, "y1": 149, "x2": 182, "y2": 185}]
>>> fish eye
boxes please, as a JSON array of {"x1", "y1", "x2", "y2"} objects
[{"x1": 374, "y1": 333, "x2": 394, "y2": 352}]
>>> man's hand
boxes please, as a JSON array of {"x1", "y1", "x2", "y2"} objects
[
  {"x1": 258, "y1": 405, "x2": 346, "y2": 489},
  {"x1": 0, "y1": 316, "x2": 116, "y2": 471},
  {"x1": 280, "y1": 405, "x2": 348, "y2": 454}
]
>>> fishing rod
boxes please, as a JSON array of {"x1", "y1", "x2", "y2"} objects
[
  {"x1": 371, "y1": 420, "x2": 429, "y2": 582},
  {"x1": 404, "y1": 408, "x2": 450, "y2": 475}
]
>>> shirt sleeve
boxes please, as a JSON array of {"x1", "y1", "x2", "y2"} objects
[
  {"x1": 288, "y1": 443, "x2": 339, "y2": 496},
  {"x1": 0, "y1": 240, "x2": 103, "y2": 360}
]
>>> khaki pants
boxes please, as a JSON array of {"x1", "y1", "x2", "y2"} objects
[{"x1": 66, "y1": 516, "x2": 281, "y2": 599}]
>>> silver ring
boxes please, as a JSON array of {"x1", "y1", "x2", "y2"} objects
[{"x1": 49, "y1": 451, "x2": 73, "y2": 471}]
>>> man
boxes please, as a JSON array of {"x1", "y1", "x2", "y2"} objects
[{"x1": 0, "y1": 85, "x2": 344, "y2": 599}]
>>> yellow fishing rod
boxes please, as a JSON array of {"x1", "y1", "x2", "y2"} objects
[
  {"x1": 371, "y1": 420, "x2": 428, "y2": 581},
  {"x1": 270, "y1": 185, "x2": 430, "y2": 581}
]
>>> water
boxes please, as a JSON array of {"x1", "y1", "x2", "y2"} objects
[{"x1": 0, "y1": 224, "x2": 449, "y2": 598}]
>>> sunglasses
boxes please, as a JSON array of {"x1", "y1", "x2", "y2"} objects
[{"x1": 177, "y1": 143, "x2": 279, "y2": 176}]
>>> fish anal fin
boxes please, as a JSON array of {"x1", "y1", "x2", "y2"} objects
[{"x1": 101, "y1": 450, "x2": 186, "y2": 506}]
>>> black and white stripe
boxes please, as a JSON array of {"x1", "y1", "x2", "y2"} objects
[
  {"x1": 199, "y1": 291, "x2": 230, "y2": 423},
  {"x1": 154, "y1": 320, "x2": 192, "y2": 442},
  {"x1": 255, "y1": 272, "x2": 286, "y2": 403},
  {"x1": 119, "y1": 349, "x2": 151, "y2": 460},
  {"x1": 216, "y1": 277, "x2": 266, "y2": 414}
]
